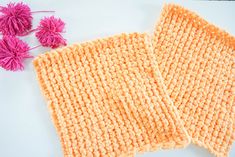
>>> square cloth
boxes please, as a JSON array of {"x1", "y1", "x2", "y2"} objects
[
  {"x1": 153, "y1": 4, "x2": 235, "y2": 157},
  {"x1": 33, "y1": 33, "x2": 189, "y2": 157}
]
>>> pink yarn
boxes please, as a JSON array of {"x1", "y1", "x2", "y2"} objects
[
  {"x1": 0, "y1": 35, "x2": 32, "y2": 71},
  {"x1": 36, "y1": 16, "x2": 67, "y2": 48},
  {"x1": 0, "y1": 2, "x2": 32, "y2": 36}
]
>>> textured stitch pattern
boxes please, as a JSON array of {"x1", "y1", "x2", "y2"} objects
[
  {"x1": 33, "y1": 33, "x2": 190, "y2": 157},
  {"x1": 153, "y1": 4, "x2": 235, "y2": 157}
]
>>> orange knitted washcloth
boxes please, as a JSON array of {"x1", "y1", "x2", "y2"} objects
[
  {"x1": 33, "y1": 33, "x2": 189, "y2": 157},
  {"x1": 153, "y1": 4, "x2": 235, "y2": 157}
]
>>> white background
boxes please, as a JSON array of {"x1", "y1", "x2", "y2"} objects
[{"x1": 0, "y1": 0, "x2": 234, "y2": 157}]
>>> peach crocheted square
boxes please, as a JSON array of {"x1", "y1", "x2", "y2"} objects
[
  {"x1": 34, "y1": 33, "x2": 189, "y2": 157},
  {"x1": 153, "y1": 4, "x2": 235, "y2": 157}
]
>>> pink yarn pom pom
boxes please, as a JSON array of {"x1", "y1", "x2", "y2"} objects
[
  {"x1": 35, "y1": 16, "x2": 67, "y2": 49},
  {"x1": 0, "y1": 35, "x2": 32, "y2": 71},
  {"x1": 0, "y1": 2, "x2": 32, "y2": 36}
]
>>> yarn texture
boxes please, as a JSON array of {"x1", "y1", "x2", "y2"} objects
[
  {"x1": 32, "y1": 3, "x2": 235, "y2": 157},
  {"x1": 153, "y1": 4, "x2": 235, "y2": 157},
  {"x1": 33, "y1": 33, "x2": 190, "y2": 157}
]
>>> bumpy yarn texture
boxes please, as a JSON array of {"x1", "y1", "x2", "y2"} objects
[
  {"x1": 33, "y1": 33, "x2": 189, "y2": 157},
  {"x1": 153, "y1": 4, "x2": 235, "y2": 157}
]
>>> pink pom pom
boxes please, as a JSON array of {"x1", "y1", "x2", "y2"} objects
[
  {"x1": 36, "y1": 16, "x2": 67, "y2": 49},
  {"x1": 0, "y1": 35, "x2": 32, "y2": 71},
  {"x1": 0, "y1": 2, "x2": 32, "y2": 36}
]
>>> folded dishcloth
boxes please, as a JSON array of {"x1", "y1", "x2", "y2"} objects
[
  {"x1": 33, "y1": 33, "x2": 189, "y2": 157},
  {"x1": 152, "y1": 4, "x2": 235, "y2": 157}
]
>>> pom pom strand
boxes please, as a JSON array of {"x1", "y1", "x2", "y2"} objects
[
  {"x1": 35, "y1": 16, "x2": 67, "y2": 49},
  {"x1": 0, "y1": 35, "x2": 33, "y2": 71}
]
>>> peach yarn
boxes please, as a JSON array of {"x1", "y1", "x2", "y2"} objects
[
  {"x1": 33, "y1": 33, "x2": 190, "y2": 157},
  {"x1": 153, "y1": 4, "x2": 235, "y2": 157}
]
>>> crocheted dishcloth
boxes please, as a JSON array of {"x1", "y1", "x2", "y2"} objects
[
  {"x1": 153, "y1": 4, "x2": 235, "y2": 157},
  {"x1": 33, "y1": 33, "x2": 189, "y2": 157}
]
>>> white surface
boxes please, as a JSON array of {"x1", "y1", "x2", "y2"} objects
[{"x1": 0, "y1": 0, "x2": 234, "y2": 157}]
